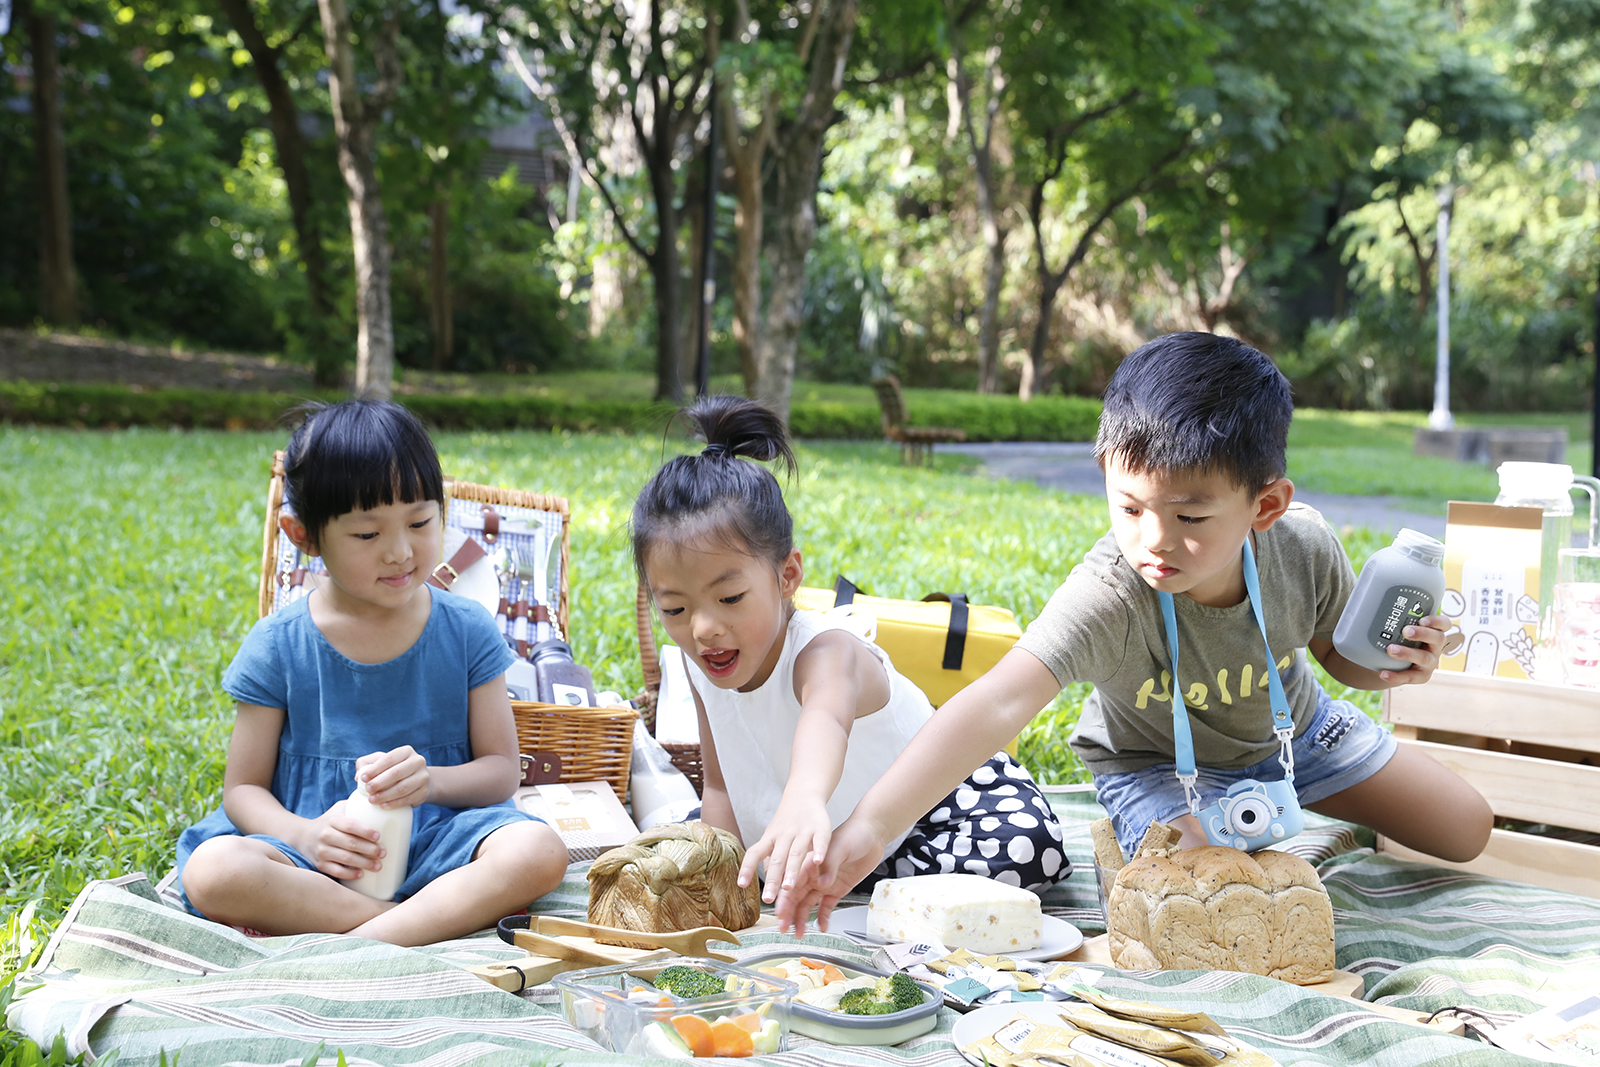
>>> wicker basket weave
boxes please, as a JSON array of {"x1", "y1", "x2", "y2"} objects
[{"x1": 256, "y1": 450, "x2": 638, "y2": 802}]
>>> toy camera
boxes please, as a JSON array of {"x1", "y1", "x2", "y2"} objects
[{"x1": 1201, "y1": 779, "x2": 1304, "y2": 852}]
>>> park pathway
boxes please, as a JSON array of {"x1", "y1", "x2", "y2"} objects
[{"x1": 944, "y1": 441, "x2": 1446, "y2": 539}]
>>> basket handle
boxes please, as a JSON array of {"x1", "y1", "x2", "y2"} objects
[{"x1": 636, "y1": 580, "x2": 661, "y2": 733}]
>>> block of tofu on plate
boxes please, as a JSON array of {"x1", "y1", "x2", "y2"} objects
[{"x1": 867, "y1": 873, "x2": 1042, "y2": 954}]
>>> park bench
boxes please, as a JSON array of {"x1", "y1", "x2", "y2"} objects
[{"x1": 871, "y1": 374, "x2": 966, "y2": 465}]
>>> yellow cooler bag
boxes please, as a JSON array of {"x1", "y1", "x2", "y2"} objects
[{"x1": 793, "y1": 576, "x2": 1022, "y2": 707}]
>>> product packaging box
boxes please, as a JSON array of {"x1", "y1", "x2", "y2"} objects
[
  {"x1": 1438, "y1": 502, "x2": 1544, "y2": 679},
  {"x1": 515, "y1": 781, "x2": 639, "y2": 863}
]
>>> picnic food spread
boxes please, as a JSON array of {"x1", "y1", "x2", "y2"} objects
[
  {"x1": 740, "y1": 950, "x2": 942, "y2": 1045},
  {"x1": 1107, "y1": 845, "x2": 1335, "y2": 985},
  {"x1": 867, "y1": 872, "x2": 1044, "y2": 953},
  {"x1": 553, "y1": 958, "x2": 793, "y2": 1058},
  {"x1": 586, "y1": 822, "x2": 760, "y2": 943}
]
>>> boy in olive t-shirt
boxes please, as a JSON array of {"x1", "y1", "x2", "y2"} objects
[{"x1": 773, "y1": 331, "x2": 1493, "y2": 935}]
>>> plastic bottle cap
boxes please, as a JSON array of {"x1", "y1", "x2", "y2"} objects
[
  {"x1": 1497, "y1": 461, "x2": 1575, "y2": 500},
  {"x1": 1393, "y1": 527, "x2": 1446, "y2": 566}
]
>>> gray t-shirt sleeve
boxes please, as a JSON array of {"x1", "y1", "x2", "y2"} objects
[{"x1": 1015, "y1": 533, "x2": 1133, "y2": 689}]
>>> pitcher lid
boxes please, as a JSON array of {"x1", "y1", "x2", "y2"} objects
[{"x1": 1497, "y1": 460, "x2": 1574, "y2": 498}]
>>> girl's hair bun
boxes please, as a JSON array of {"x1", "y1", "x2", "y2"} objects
[{"x1": 686, "y1": 394, "x2": 797, "y2": 475}]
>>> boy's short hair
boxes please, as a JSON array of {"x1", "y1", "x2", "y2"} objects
[
  {"x1": 283, "y1": 399, "x2": 444, "y2": 547},
  {"x1": 1094, "y1": 331, "x2": 1292, "y2": 492}
]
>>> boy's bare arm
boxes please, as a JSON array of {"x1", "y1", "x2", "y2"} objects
[
  {"x1": 1311, "y1": 614, "x2": 1451, "y2": 690},
  {"x1": 775, "y1": 647, "x2": 1061, "y2": 932}
]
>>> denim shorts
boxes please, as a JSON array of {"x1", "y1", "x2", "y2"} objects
[{"x1": 1091, "y1": 686, "x2": 1396, "y2": 861}]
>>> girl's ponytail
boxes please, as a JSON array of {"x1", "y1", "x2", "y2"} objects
[{"x1": 632, "y1": 396, "x2": 797, "y2": 576}]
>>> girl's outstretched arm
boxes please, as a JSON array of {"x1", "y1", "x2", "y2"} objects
[
  {"x1": 774, "y1": 647, "x2": 1061, "y2": 934},
  {"x1": 736, "y1": 630, "x2": 890, "y2": 902},
  {"x1": 221, "y1": 702, "x2": 385, "y2": 881}
]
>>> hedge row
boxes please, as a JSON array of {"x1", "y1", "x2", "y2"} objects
[{"x1": 0, "y1": 380, "x2": 1101, "y2": 442}]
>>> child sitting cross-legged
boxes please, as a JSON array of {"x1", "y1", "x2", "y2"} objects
[
  {"x1": 177, "y1": 399, "x2": 567, "y2": 945},
  {"x1": 777, "y1": 332, "x2": 1494, "y2": 934},
  {"x1": 634, "y1": 395, "x2": 1072, "y2": 903}
]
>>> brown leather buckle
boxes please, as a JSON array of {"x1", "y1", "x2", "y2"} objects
[{"x1": 520, "y1": 751, "x2": 563, "y2": 785}]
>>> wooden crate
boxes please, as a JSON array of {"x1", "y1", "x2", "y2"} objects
[{"x1": 1381, "y1": 671, "x2": 1600, "y2": 898}]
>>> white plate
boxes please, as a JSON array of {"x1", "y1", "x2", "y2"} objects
[
  {"x1": 952, "y1": 1002, "x2": 1078, "y2": 1067},
  {"x1": 825, "y1": 907, "x2": 1083, "y2": 961}
]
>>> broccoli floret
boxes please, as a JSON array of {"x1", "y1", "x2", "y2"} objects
[
  {"x1": 888, "y1": 972, "x2": 923, "y2": 1012},
  {"x1": 652, "y1": 966, "x2": 726, "y2": 999},
  {"x1": 838, "y1": 987, "x2": 895, "y2": 1015},
  {"x1": 838, "y1": 974, "x2": 923, "y2": 1016}
]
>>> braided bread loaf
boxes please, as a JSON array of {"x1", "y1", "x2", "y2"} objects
[{"x1": 587, "y1": 822, "x2": 760, "y2": 946}]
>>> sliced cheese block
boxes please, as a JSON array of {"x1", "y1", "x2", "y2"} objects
[{"x1": 867, "y1": 874, "x2": 1043, "y2": 953}]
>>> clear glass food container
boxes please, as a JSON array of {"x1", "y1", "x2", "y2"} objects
[{"x1": 552, "y1": 957, "x2": 797, "y2": 1058}]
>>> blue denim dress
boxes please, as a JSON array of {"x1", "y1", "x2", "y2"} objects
[{"x1": 175, "y1": 591, "x2": 533, "y2": 913}]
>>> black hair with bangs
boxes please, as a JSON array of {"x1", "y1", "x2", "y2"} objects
[
  {"x1": 1094, "y1": 331, "x2": 1292, "y2": 492},
  {"x1": 282, "y1": 399, "x2": 445, "y2": 547},
  {"x1": 631, "y1": 395, "x2": 798, "y2": 577}
]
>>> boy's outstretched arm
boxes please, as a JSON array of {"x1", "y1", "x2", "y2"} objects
[{"x1": 774, "y1": 647, "x2": 1062, "y2": 935}]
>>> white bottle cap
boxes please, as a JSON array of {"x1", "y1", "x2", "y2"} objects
[
  {"x1": 1393, "y1": 527, "x2": 1445, "y2": 566},
  {"x1": 1498, "y1": 461, "x2": 1575, "y2": 500}
]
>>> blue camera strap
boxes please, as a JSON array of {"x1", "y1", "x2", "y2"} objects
[{"x1": 1159, "y1": 537, "x2": 1296, "y2": 818}]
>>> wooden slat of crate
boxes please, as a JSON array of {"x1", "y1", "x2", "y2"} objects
[
  {"x1": 1382, "y1": 672, "x2": 1600, "y2": 898},
  {"x1": 1385, "y1": 670, "x2": 1600, "y2": 750},
  {"x1": 1379, "y1": 829, "x2": 1600, "y2": 902},
  {"x1": 1393, "y1": 738, "x2": 1600, "y2": 833}
]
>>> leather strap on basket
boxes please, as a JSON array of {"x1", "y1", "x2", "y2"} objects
[
  {"x1": 830, "y1": 575, "x2": 970, "y2": 671},
  {"x1": 427, "y1": 505, "x2": 499, "y2": 591},
  {"x1": 520, "y1": 751, "x2": 563, "y2": 786}
]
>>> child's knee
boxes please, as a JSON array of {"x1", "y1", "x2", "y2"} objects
[
  {"x1": 182, "y1": 837, "x2": 251, "y2": 913},
  {"x1": 482, "y1": 821, "x2": 569, "y2": 896}
]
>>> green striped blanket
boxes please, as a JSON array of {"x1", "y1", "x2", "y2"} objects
[{"x1": 9, "y1": 788, "x2": 1593, "y2": 1065}]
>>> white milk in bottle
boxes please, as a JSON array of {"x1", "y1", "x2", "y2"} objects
[
  {"x1": 343, "y1": 778, "x2": 412, "y2": 901},
  {"x1": 1333, "y1": 528, "x2": 1447, "y2": 673}
]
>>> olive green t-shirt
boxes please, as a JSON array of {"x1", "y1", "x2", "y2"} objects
[{"x1": 1015, "y1": 504, "x2": 1356, "y2": 775}]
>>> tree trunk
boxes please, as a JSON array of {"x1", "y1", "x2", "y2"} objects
[
  {"x1": 754, "y1": 0, "x2": 858, "y2": 425},
  {"x1": 27, "y1": 0, "x2": 77, "y2": 326},
  {"x1": 429, "y1": 194, "x2": 452, "y2": 370},
  {"x1": 647, "y1": 161, "x2": 685, "y2": 403},
  {"x1": 318, "y1": 0, "x2": 399, "y2": 398},
  {"x1": 215, "y1": 0, "x2": 338, "y2": 384},
  {"x1": 1024, "y1": 271, "x2": 1062, "y2": 401},
  {"x1": 950, "y1": 20, "x2": 1008, "y2": 395},
  {"x1": 725, "y1": 99, "x2": 767, "y2": 396}
]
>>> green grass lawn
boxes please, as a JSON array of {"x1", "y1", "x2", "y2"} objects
[{"x1": 0, "y1": 411, "x2": 1557, "y2": 1055}]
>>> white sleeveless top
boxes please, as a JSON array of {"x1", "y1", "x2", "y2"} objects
[{"x1": 682, "y1": 607, "x2": 934, "y2": 856}]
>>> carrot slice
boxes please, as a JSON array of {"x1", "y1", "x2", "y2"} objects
[
  {"x1": 710, "y1": 1018, "x2": 754, "y2": 1057},
  {"x1": 798, "y1": 957, "x2": 827, "y2": 969},
  {"x1": 730, "y1": 1013, "x2": 763, "y2": 1032},
  {"x1": 671, "y1": 1014, "x2": 715, "y2": 1058},
  {"x1": 820, "y1": 964, "x2": 846, "y2": 984}
]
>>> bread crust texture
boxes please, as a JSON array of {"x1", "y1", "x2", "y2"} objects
[{"x1": 1106, "y1": 846, "x2": 1334, "y2": 985}]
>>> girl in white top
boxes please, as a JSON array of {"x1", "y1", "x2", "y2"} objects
[{"x1": 633, "y1": 396, "x2": 1068, "y2": 904}]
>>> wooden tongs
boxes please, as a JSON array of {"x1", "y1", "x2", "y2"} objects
[{"x1": 471, "y1": 915, "x2": 743, "y2": 993}]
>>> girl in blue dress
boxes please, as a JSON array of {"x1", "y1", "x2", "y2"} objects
[{"x1": 177, "y1": 400, "x2": 567, "y2": 945}]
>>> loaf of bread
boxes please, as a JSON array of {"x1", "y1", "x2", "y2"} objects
[
  {"x1": 1106, "y1": 846, "x2": 1334, "y2": 985},
  {"x1": 867, "y1": 873, "x2": 1043, "y2": 954},
  {"x1": 587, "y1": 821, "x2": 760, "y2": 946}
]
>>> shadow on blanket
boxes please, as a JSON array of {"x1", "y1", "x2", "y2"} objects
[{"x1": 9, "y1": 789, "x2": 1592, "y2": 1066}]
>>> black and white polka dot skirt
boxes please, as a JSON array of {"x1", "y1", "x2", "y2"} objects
[{"x1": 869, "y1": 750, "x2": 1071, "y2": 894}]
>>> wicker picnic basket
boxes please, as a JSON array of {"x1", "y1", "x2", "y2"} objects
[{"x1": 257, "y1": 450, "x2": 639, "y2": 804}]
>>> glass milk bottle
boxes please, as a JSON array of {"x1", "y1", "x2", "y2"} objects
[
  {"x1": 1494, "y1": 461, "x2": 1600, "y2": 675},
  {"x1": 343, "y1": 778, "x2": 412, "y2": 901}
]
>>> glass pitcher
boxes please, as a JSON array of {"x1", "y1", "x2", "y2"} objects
[{"x1": 1494, "y1": 461, "x2": 1600, "y2": 674}]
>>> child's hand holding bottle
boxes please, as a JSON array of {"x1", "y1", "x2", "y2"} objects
[{"x1": 355, "y1": 745, "x2": 431, "y2": 809}]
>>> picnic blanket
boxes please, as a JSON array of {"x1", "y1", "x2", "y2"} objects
[{"x1": 10, "y1": 787, "x2": 1598, "y2": 1066}]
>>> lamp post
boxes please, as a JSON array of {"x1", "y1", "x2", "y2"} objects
[{"x1": 1429, "y1": 184, "x2": 1455, "y2": 431}]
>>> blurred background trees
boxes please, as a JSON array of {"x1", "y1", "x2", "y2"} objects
[{"x1": 1, "y1": 0, "x2": 1596, "y2": 415}]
